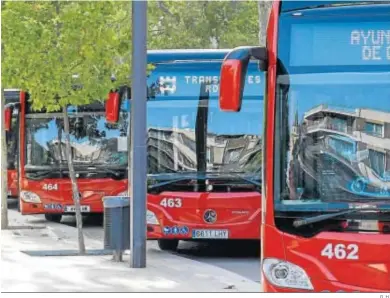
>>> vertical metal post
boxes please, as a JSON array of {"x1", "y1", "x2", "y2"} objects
[{"x1": 130, "y1": 0, "x2": 147, "y2": 268}]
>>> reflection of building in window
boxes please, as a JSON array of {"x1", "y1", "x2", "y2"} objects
[
  {"x1": 369, "y1": 149, "x2": 386, "y2": 178},
  {"x1": 294, "y1": 104, "x2": 390, "y2": 184},
  {"x1": 147, "y1": 127, "x2": 261, "y2": 173},
  {"x1": 365, "y1": 122, "x2": 384, "y2": 137},
  {"x1": 328, "y1": 136, "x2": 355, "y2": 161}
]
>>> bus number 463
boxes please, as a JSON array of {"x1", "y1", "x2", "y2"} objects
[
  {"x1": 321, "y1": 243, "x2": 359, "y2": 260},
  {"x1": 160, "y1": 198, "x2": 182, "y2": 208}
]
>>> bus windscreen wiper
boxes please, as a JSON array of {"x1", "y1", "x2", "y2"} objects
[
  {"x1": 26, "y1": 170, "x2": 60, "y2": 180},
  {"x1": 147, "y1": 172, "x2": 262, "y2": 193},
  {"x1": 148, "y1": 178, "x2": 190, "y2": 191},
  {"x1": 293, "y1": 208, "x2": 382, "y2": 228},
  {"x1": 229, "y1": 173, "x2": 261, "y2": 188},
  {"x1": 84, "y1": 166, "x2": 125, "y2": 179}
]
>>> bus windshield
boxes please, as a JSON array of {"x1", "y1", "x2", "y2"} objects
[
  {"x1": 25, "y1": 112, "x2": 129, "y2": 170},
  {"x1": 147, "y1": 97, "x2": 263, "y2": 175},
  {"x1": 146, "y1": 60, "x2": 264, "y2": 178},
  {"x1": 6, "y1": 109, "x2": 19, "y2": 169},
  {"x1": 276, "y1": 11, "x2": 390, "y2": 213}
]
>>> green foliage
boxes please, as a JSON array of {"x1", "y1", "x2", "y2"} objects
[
  {"x1": 148, "y1": 1, "x2": 259, "y2": 49},
  {"x1": 2, "y1": 1, "x2": 131, "y2": 111},
  {"x1": 2, "y1": 0, "x2": 261, "y2": 110}
]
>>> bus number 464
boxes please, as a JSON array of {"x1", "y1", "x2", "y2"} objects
[
  {"x1": 42, "y1": 183, "x2": 58, "y2": 191},
  {"x1": 321, "y1": 243, "x2": 359, "y2": 260}
]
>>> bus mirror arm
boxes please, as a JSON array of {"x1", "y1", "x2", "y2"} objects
[{"x1": 219, "y1": 46, "x2": 267, "y2": 112}]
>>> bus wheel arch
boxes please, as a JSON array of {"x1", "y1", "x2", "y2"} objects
[
  {"x1": 157, "y1": 239, "x2": 179, "y2": 251},
  {"x1": 44, "y1": 214, "x2": 62, "y2": 223}
]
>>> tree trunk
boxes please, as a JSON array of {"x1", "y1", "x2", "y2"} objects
[
  {"x1": 257, "y1": 1, "x2": 272, "y2": 46},
  {"x1": 1, "y1": 89, "x2": 9, "y2": 230},
  {"x1": 63, "y1": 107, "x2": 86, "y2": 254}
]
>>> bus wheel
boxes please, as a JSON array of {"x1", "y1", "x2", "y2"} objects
[
  {"x1": 157, "y1": 239, "x2": 179, "y2": 251},
  {"x1": 45, "y1": 214, "x2": 62, "y2": 223}
]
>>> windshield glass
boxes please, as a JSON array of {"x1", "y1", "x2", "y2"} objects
[
  {"x1": 25, "y1": 112, "x2": 129, "y2": 169},
  {"x1": 276, "y1": 11, "x2": 390, "y2": 217},
  {"x1": 147, "y1": 98, "x2": 262, "y2": 175},
  {"x1": 6, "y1": 109, "x2": 19, "y2": 169},
  {"x1": 146, "y1": 60, "x2": 264, "y2": 177}
]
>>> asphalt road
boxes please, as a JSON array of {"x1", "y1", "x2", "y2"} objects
[{"x1": 8, "y1": 201, "x2": 260, "y2": 283}]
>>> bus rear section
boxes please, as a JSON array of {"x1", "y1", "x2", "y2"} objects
[
  {"x1": 17, "y1": 91, "x2": 129, "y2": 222},
  {"x1": 143, "y1": 50, "x2": 265, "y2": 250},
  {"x1": 217, "y1": 0, "x2": 390, "y2": 292}
]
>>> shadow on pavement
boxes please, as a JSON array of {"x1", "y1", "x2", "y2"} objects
[{"x1": 176, "y1": 240, "x2": 260, "y2": 258}]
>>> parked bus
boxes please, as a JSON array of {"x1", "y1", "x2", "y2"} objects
[
  {"x1": 106, "y1": 49, "x2": 265, "y2": 251},
  {"x1": 4, "y1": 89, "x2": 130, "y2": 221},
  {"x1": 218, "y1": 0, "x2": 390, "y2": 292},
  {"x1": 4, "y1": 89, "x2": 21, "y2": 200}
]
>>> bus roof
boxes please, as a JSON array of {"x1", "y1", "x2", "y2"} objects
[
  {"x1": 147, "y1": 49, "x2": 231, "y2": 64},
  {"x1": 281, "y1": 0, "x2": 389, "y2": 12}
]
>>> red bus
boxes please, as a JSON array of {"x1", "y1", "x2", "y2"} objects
[
  {"x1": 218, "y1": 0, "x2": 390, "y2": 292},
  {"x1": 4, "y1": 89, "x2": 129, "y2": 222},
  {"x1": 106, "y1": 49, "x2": 264, "y2": 251},
  {"x1": 4, "y1": 89, "x2": 20, "y2": 201}
]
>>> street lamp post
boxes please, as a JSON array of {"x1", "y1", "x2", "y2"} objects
[{"x1": 130, "y1": 0, "x2": 147, "y2": 268}]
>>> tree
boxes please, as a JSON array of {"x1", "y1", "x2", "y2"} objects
[
  {"x1": 257, "y1": 1, "x2": 272, "y2": 46},
  {"x1": 148, "y1": 1, "x2": 259, "y2": 49},
  {"x1": 2, "y1": 1, "x2": 131, "y2": 254},
  {"x1": 1, "y1": 4, "x2": 9, "y2": 228}
]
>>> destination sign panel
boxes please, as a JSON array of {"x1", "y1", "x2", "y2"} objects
[
  {"x1": 289, "y1": 21, "x2": 390, "y2": 66},
  {"x1": 147, "y1": 61, "x2": 264, "y2": 100}
]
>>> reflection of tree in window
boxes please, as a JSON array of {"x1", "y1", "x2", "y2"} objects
[
  {"x1": 242, "y1": 149, "x2": 262, "y2": 173},
  {"x1": 26, "y1": 114, "x2": 129, "y2": 167},
  {"x1": 226, "y1": 148, "x2": 242, "y2": 163}
]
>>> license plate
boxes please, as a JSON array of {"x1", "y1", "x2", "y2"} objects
[
  {"x1": 64, "y1": 205, "x2": 90, "y2": 213},
  {"x1": 192, "y1": 229, "x2": 229, "y2": 239}
]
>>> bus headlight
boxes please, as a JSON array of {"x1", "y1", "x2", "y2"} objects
[
  {"x1": 262, "y1": 258, "x2": 313, "y2": 290},
  {"x1": 20, "y1": 191, "x2": 41, "y2": 203},
  {"x1": 147, "y1": 210, "x2": 159, "y2": 225}
]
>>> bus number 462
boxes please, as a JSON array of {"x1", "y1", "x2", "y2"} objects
[{"x1": 321, "y1": 243, "x2": 359, "y2": 260}]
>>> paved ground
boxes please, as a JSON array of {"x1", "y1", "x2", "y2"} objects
[
  {"x1": 62, "y1": 215, "x2": 261, "y2": 283},
  {"x1": 2, "y1": 204, "x2": 261, "y2": 292},
  {"x1": 7, "y1": 199, "x2": 261, "y2": 283}
]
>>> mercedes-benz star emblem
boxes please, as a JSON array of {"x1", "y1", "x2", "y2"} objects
[{"x1": 203, "y1": 209, "x2": 217, "y2": 224}]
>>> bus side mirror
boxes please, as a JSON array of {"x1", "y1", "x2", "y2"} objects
[
  {"x1": 105, "y1": 91, "x2": 121, "y2": 123},
  {"x1": 4, "y1": 106, "x2": 12, "y2": 131},
  {"x1": 219, "y1": 46, "x2": 267, "y2": 112}
]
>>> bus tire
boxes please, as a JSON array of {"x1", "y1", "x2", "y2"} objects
[
  {"x1": 45, "y1": 214, "x2": 62, "y2": 223},
  {"x1": 157, "y1": 239, "x2": 179, "y2": 251}
]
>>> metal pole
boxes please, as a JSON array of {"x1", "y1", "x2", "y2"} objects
[{"x1": 130, "y1": 0, "x2": 147, "y2": 268}]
